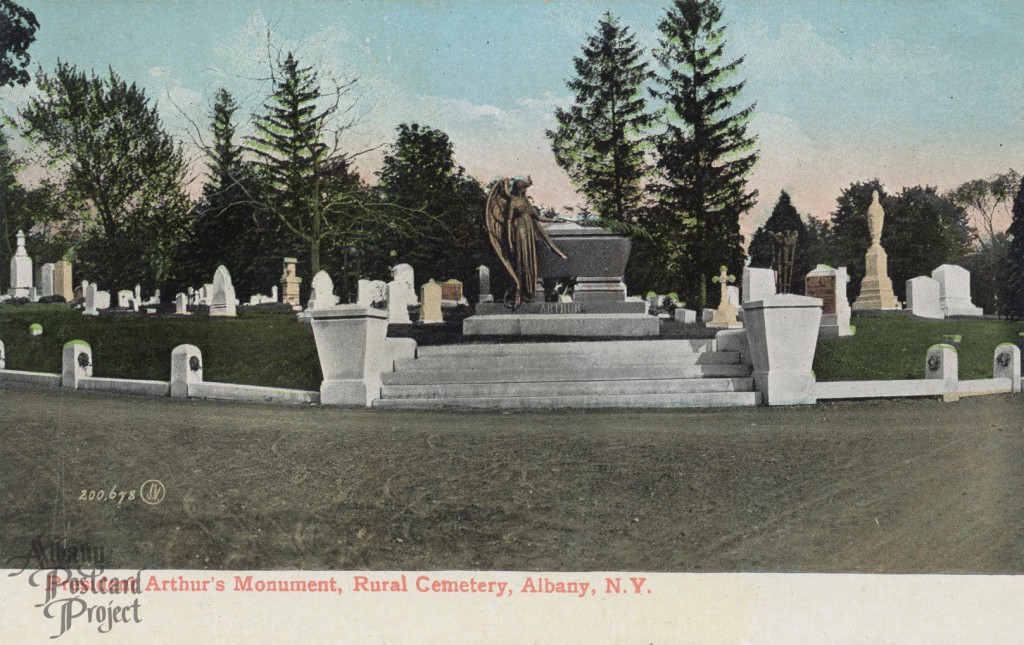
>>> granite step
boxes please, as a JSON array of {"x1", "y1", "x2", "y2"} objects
[
  {"x1": 381, "y1": 363, "x2": 751, "y2": 386},
  {"x1": 372, "y1": 390, "x2": 762, "y2": 409},
  {"x1": 415, "y1": 338, "x2": 715, "y2": 358},
  {"x1": 381, "y1": 377, "x2": 754, "y2": 400},
  {"x1": 394, "y1": 350, "x2": 740, "y2": 372}
]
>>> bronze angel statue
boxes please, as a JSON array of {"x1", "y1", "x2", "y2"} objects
[{"x1": 485, "y1": 176, "x2": 568, "y2": 307}]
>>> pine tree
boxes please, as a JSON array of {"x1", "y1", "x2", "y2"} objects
[
  {"x1": 748, "y1": 191, "x2": 812, "y2": 293},
  {"x1": 246, "y1": 52, "x2": 345, "y2": 277},
  {"x1": 184, "y1": 89, "x2": 270, "y2": 294},
  {"x1": 1003, "y1": 175, "x2": 1024, "y2": 319},
  {"x1": 547, "y1": 11, "x2": 654, "y2": 224},
  {"x1": 648, "y1": 0, "x2": 758, "y2": 307}
]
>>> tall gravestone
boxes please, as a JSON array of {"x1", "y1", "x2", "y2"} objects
[
  {"x1": 53, "y1": 261, "x2": 73, "y2": 301},
  {"x1": 175, "y1": 292, "x2": 190, "y2": 315},
  {"x1": 40, "y1": 263, "x2": 55, "y2": 298},
  {"x1": 906, "y1": 276, "x2": 943, "y2": 319},
  {"x1": 707, "y1": 267, "x2": 741, "y2": 329},
  {"x1": 420, "y1": 279, "x2": 443, "y2": 324},
  {"x1": 804, "y1": 265, "x2": 853, "y2": 337},
  {"x1": 8, "y1": 230, "x2": 32, "y2": 298},
  {"x1": 931, "y1": 264, "x2": 983, "y2": 317},
  {"x1": 210, "y1": 265, "x2": 237, "y2": 317},
  {"x1": 280, "y1": 257, "x2": 302, "y2": 307},
  {"x1": 83, "y1": 283, "x2": 99, "y2": 316},
  {"x1": 477, "y1": 265, "x2": 493, "y2": 304},
  {"x1": 387, "y1": 280, "x2": 412, "y2": 324},
  {"x1": 852, "y1": 191, "x2": 900, "y2": 310}
]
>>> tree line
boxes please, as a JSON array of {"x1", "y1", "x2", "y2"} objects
[{"x1": 1, "y1": 0, "x2": 1023, "y2": 316}]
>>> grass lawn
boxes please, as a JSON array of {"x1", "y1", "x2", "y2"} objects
[
  {"x1": 815, "y1": 315, "x2": 1024, "y2": 381},
  {"x1": 1, "y1": 304, "x2": 1021, "y2": 387},
  {"x1": 0, "y1": 304, "x2": 322, "y2": 390}
]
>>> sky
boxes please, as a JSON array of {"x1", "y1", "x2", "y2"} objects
[{"x1": 2, "y1": 0, "x2": 1023, "y2": 237}]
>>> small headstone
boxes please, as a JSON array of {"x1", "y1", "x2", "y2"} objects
[
  {"x1": 95, "y1": 289, "x2": 111, "y2": 310},
  {"x1": 29, "y1": 323, "x2": 42, "y2": 337},
  {"x1": 0, "y1": 339, "x2": 5, "y2": 369},
  {"x1": 29, "y1": 287, "x2": 39, "y2": 303},
  {"x1": 726, "y1": 285, "x2": 740, "y2": 308},
  {"x1": 906, "y1": 276, "x2": 943, "y2": 319},
  {"x1": 420, "y1": 279, "x2": 443, "y2": 324},
  {"x1": 387, "y1": 280, "x2": 412, "y2": 324},
  {"x1": 392, "y1": 263, "x2": 418, "y2": 305},
  {"x1": 804, "y1": 264, "x2": 853, "y2": 337},
  {"x1": 175, "y1": 293, "x2": 190, "y2": 315},
  {"x1": 271, "y1": 285, "x2": 279, "y2": 302},
  {"x1": 209, "y1": 265, "x2": 237, "y2": 317},
  {"x1": 79, "y1": 279, "x2": 89, "y2": 300},
  {"x1": 8, "y1": 230, "x2": 32, "y2": 298},
  {"x1": 84, "y1": 284, "x2": 98, "y2": 315},
  {"x1": 741, "y1": 267, "x2": 776, "y2": 304},
  {"x1": 358, "y1": 279, "x2": 388, "y2": 307},
  {"x1": 40, "y1": 263, "x2": 56, "y2": 298},
  {"x1": 477, "y1": 265, "x2": 493, "y2": 303},
  {"x1": 307, "y1": 270, "x2": 340, "y2": 310},
  {"x1": 118, "y1": 290, "x2": 134, "y2": 309},
  {"x1": 134, "y1": 284, "x2": 142, "y2": 305},
  {"x1": 441, "y1": 279, "x2": 464, "y2": 306},
  {"x1": 674, "y1": 308, "x2": 697, "y2": 324},
  {"x1": 931, "y1": 264, "x2": 983, "y2": 317},
  {"x1": 280, "y1": 257, "x2": 302, "y2": 307}
]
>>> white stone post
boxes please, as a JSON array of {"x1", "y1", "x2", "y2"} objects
[
  {"x1": 714, "y1": 329, "x2": 750, "y2": 366},
  {"x1": 61, "y1": 340, "x2": 93, "y2": 388},
  {"x1": 171, "y1": 344, "x2": 203, "y2": 398},
  {"x1": 309, "y1": 305, "x2": 389, "y2": 406},
  {"x1": 994, "y1": 343, "x2": 1021, "y2": 393},
  {"x1": 743, "y1": 294, "x2": 822, "y2": 405},
  {"x1": 0, "y1": 339, "x2": 5, "y2": 369},
  {"x1": 926, "y1": 343, "x2": 959, "y2": 402}
]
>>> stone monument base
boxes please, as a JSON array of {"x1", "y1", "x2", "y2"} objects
[
  {"x1": 818, "y1": 314, "x2": 855, "y2": 338},
  {"x1": 463, "y1": 313, "x2": 659, "y2": 337},
  {"x1": 475, "y1": 300, "x2": 646, "y2": 316}
]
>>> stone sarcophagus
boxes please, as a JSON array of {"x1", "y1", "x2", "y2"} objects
[{"x1": 536, "y1": 222, "x2": 631, "y2": 302}]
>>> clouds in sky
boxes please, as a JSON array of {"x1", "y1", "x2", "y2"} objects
[{"x1": 3, "y1": 1, "x2": 1022, "y2": 237}]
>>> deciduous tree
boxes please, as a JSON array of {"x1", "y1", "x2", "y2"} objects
[{"x1": 19, "y1": 62, "x2": 192, "y2": 288}]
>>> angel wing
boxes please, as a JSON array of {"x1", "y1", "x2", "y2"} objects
[{"x1": 485, "y1": 178, "x2": 520, "y2": 296}]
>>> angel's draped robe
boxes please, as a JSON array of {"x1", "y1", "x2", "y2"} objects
[{"x1": 506, "y1": 194, "x2": 544, "y2": 302}]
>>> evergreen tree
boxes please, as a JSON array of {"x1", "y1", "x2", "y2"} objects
[
  {"x1": 246, "y1": 52, "x2": 363, "y2": 278},
  {"x1": 647, "y1": 0, "x2": 759, "y2": 307},
  {"x1": 1003, "y1": 175, "x2": 1024, "y2": 319},
  {"x1": 372, "y1": 123, "x2": 487, "y2": 289},
  {"x1": 747, "y1": 191, "x2": 812, "y2": 293},
  {"x1": 184, "y1": 89, "x2": 269, "y2": 295},
  {"x1": 547, "y1": 11, "x2": 654, "y2": 224}
]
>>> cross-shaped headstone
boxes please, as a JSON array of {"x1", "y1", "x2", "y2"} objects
[{"x1": 711, "y1": 265, "x2": 736, "y2": 308}]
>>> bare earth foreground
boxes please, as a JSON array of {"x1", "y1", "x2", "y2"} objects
[{"x1": 2, "y1": 385, "x2": 1022, "y2": 574}]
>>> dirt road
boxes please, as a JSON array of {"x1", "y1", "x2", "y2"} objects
[{"x1": 2, "y1": 386, "x2": 1022, "y2": 572}]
